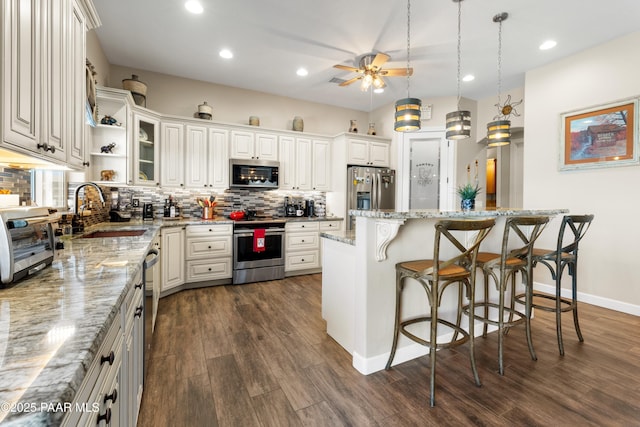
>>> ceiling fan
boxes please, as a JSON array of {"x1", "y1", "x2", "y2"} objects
[{"x1": 333, "y1": 53, "x2": 413, "y2": 91}]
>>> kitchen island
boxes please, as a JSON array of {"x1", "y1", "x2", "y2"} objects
[{"x1": 320, "y1": 207, "x2": 568, "y2": 375}]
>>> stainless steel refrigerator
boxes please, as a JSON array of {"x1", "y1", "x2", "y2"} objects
[{"x1": 347, "y1": 166, "x2": 395, "y2": 230}]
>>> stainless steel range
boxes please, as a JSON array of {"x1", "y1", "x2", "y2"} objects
[{"x1": 233, "y1": 218, "x2": 285, "y2": 284}]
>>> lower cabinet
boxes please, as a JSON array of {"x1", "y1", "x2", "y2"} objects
[
  {"x1": 161, "y1": 226, "x2": 185, "y2": 292},
  {"x1": 61, "y1": 273, "x2": 146, "y2": 427},
  {"x1": 285, "y1": 220, "x2": 342, "y2": 276},
  {"x1": 285, "y1": 222, "x2": 320, "y2": 273},
  {"x1": 185, "y1": 224, "x2": 233, "y2": 283}
]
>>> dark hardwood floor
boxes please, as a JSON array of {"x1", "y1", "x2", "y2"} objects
[{"x1": 138, "y1": 274, "x2": 640, "y2": 426}]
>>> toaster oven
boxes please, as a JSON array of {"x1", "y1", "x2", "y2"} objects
[{"x1": 0, "y1": 207, "x2": 55, "y2": 286}]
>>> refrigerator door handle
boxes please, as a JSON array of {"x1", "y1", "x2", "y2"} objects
[
  {"x1": 377, "y1": 172, "x2": 382, "y2": 209},
  {"x1": 373, "y1": 172, "x2": 378, "y2": 210}
]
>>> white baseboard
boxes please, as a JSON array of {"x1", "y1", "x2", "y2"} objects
[{"x1": 533, "y1": 281, "x2": 640, "y2": 316}]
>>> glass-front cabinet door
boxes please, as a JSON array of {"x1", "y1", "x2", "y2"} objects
[{"x1": 133, "y1": 112, "x2": 160, "y2": 186}]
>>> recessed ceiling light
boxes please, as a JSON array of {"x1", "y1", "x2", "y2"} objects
[
  {"x1": 462, "y1": 74, "x2": 475, "y2": 82},
  {"x1": 373, "y1": 88, "x2": 384, "y2": 94},
  {"x1": 296, "y1": 68, "x2": 308, "y2": 77},
  {"x1": 539, "y1": 40, "x2": 557, "y2": 50},
  {"x1": 219, "y1": 49, "x2": 233, "y2": 59},
  {"x1": 184, "y1": 0, "x2": 203, "y2": 14}
]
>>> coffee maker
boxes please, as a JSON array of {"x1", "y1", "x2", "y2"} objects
[
  {"x1": 305, "y1": 199, "x2": 315, "y2": 217},
  {"x1": 284, "y1": 196, "x2": 297, "y2": 217}
]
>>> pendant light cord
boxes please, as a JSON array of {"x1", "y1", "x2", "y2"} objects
[
  {"x1": 497, "y1": 17, "x2": 503, "y2": 114},
  {"x1": 406, "y1": 0, "x2": 411, "y2": 98},
  {"x1": 456, "y1": 0, "x2": 462, "y2": 110}
]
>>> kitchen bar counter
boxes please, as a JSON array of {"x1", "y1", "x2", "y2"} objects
[
  {"x1": 321, "y1": 208, "x2": 568, "y2": 375},
  {"x1": 0, "y1": 222, "x2": 160, "y2": 425}
]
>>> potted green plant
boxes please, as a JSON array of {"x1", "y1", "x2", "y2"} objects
[{"x1": 457, "y1": 183, "x2": 481, "y2": 210}]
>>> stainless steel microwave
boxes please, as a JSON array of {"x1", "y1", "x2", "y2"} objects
[{"x1": 229, "y1": 159, "x2": 279, "y2": 189}]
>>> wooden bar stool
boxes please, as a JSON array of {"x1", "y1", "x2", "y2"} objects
[
  {"x1": 526, "y1": 214, "x2": 594, "y2": 355},
  {"x1": 465, "y1": 216, "x2": 549, "y2": 375},
  {"x1": 385, "y1": 218, "x2": 495, "y2": 407}
]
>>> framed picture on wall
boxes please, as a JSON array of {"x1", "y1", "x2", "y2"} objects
[{"x1": 560, "y1": 98, "x2": 639, "y2": 171}]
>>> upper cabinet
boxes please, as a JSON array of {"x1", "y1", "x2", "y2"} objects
[
  {"x1": 346, "y1": 136, "x2": 390, "y2": 167},
  {"x1": 133, "y1": 111, "x2": 160, "y2": 186},
  {"x1": 160, "y1": 121, "x2": 185, "y2": 187},
  {"x1": 311, "y1": 138, "x2": 331, "y2": 191},
  {"x1": 1, "y1": 0, "x2": 99, "y2": 167},
  {"x1": 184, "y1": 125, "x2": 229, "y2": 189},
  {"x1": 230, "y1": 130, "x2": 278, "y2": 160}
]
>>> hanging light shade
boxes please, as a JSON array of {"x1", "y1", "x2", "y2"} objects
[
  {"x1": 446, "y1": 110, "x2": 471, "y2": 140},
  {"x1": 487, "y1": 12, "x2": 511, "y2": 146},
  {"x1": 446, "y1": 0, "x2": 471, "y2": 140},
  {"x1": 487, "y1": 120, "x2": 511, "y2": 146},
  {"x1": 394, "y1": 98, "x2": 422, "y2": 132},
  {"x1": 394, "y1": 0, "x2": 421, "y2": 132}
]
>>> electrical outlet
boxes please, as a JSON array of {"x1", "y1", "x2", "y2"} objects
[{"x1": 132, "y1": 198, "x2": 140, "y2": 208}]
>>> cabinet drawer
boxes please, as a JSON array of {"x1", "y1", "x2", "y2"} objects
[
  {"x1": 186, "y1": 236, "x2": 232, "y2": 259},
  {"x1": 186, "y1": 258, "x2": 232, "y2": 282},
  {"x1": 285, "y1": 221, "x2": 319, "y2": 232},
  {"x1": 186, "y1": 223, "x2": 233, "y2": 237},
  {"x1": 285, "y1": 250, "x2": 320, "y2": 271},
  {"x1": 286, "y1": 232, "x2": 319, "y2": 251},
  {"x1": 319, "y1": 221, "x2": 342, "y2": 231}
]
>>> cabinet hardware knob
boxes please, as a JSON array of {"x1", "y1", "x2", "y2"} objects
[
  {"x1": 209, "y1": 229, "x2": 212, "y2": 232},
  {"x1": 135, "y1": 306, "x2": 143, "y2": 317},
  {"x1": 37, "y1": 142, "x2": 55, "y2": 153},
  {"x1": 100, "y1": 351, "x2": 115, "y2": 366},
  {"x1": 82, "y1": 161, "x2": 90, "y2": 167},
  {"x1": 104, "y1": 389, "x2": 118, "y2": 404},
  {"x1": 301, "y1": 259, "x2": 305, "y2": 261},
  {"x1": 208, "y1": 268, "x2": 212, "y2": 271},
  {"x1": 301, "y1": 240, "x2": 305, "y2": 242},
  {"x1": 97, "y1": 408, "x2": 111, "y2": 425},
  {"x1": 135, "y1": 282, "x2": 143, "y2": 289},
  {"x1": 208, "y1": 246, "x2": 212, "y2": 249}
]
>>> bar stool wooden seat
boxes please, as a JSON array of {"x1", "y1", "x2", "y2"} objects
[
  {"x1": 465, "y1": 216, "x2": 549, "y2": 375},
  {"x1": 525, "y1": 214, "x2": 594, "y2": 355},
  {"x1": 385, "y1": 218, "x2": 495, "y2": 407}
]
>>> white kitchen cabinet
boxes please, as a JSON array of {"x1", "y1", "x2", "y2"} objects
[
  {"x1": 89, "y1": 88, "x2": 132, "y2": 184},
  {"x1": 122, "y1": 273, "x2": 144, "y2": 427},
  {"x1": 62, "y1": 309, "x2": 123, "y2": 427},
  {"x1": 208, "y1": 127, "x2": 229, "y2": 188},
  {"x1": 285, "y1": 221, "x2": 320, "y2": 273},
  {"x1": 66, "y1": 0, "x2": 88, "y2": 167},
  {"x1": 160, "y1": 226, "x2": 185, "y2": 292},
  {"x1": 160, "y1": 121, "x2": 185, "y2": 187},
  {"x1": 2, "y1": 0, "x2": 41, "y2": 152},
  {"x1": 279, "y1": 135, "x2": 311, "y2": 190},
  {"x1": 133, "y1": 111, "x2": 161, "y2": 186},
  {"x1": 185, "y1": 224, "x2": 232, "y2": 282},
  {"x1": 312, "y1": 138, "x2": 331, "y2": 190},
  {"x1": 230, "y1": 129, "x2": 278, "y2": 160},
  {"x1": 347, "y1": 136, "x2": 390, "y2": 167},
  {"x1": 2, "y1": 0, "x2": 97, "y2": 167},
  {"x1": 185, "y1": 125, "x2": 229, "y2": 188}
]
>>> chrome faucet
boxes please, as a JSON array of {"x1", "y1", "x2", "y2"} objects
[{"x1": 74, "y1": 182, "x2": 106, "y2": 215}]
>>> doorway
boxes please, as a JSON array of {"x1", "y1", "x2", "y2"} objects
[{"x1": 398, "y1": 129, "x2": 454, "y2": 211}]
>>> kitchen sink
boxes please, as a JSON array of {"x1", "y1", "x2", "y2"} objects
[{"x1": 79, "y1": 229, "x2": 147, "y2": 238}]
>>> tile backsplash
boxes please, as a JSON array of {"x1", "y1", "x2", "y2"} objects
[
  {"x1": 0, "y1": 167, "x2": 31, "y2": 205},
  {"x1": 86, "y1": 185, "x2": 326, "y2": 220}
]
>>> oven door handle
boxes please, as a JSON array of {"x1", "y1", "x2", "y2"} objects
[{"x1": 234, "y1": 230, "x2": 285, "y2": 238}]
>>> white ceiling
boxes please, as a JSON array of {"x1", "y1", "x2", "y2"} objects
[{"x1": 92, "y1": 0, "x2": 640, "y2": 112}]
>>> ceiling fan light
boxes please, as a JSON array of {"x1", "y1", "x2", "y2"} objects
[
  {"x1": 487, "y1": 120, "x2": 511, "y2": 146},
  {"x1": 394, "y1": 98, "x2": 421, "y2": 132},
  {"x1": 445, "y1": 110, "x2": 471, "y2": 140},
  {"x1": 372, "y1": 75, "x2": 384, "y2": 88}
]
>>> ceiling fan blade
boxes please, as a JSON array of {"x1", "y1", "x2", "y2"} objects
[
  {"x1": 334, "y1": 64, "x2": 362, "y2": 73},
  {"x1": 370, "y1": 53, "x2": 390, "y2": 70},
  {"x1": 380, "y1": 67, "x2": 413, "y2": 77},
  {"x1": 339, "y1": 76, "x2": 363, "y2": 86}
]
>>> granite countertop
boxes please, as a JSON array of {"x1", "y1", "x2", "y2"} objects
[
  {"x1": 320, "y1": 230, "x2": 356, "y2": 246},
  {"x1": 349, "y1": 207, "x2": 569, "y2": 219},
  {"x1": 0, "y1": 222, "x2": 160, "y2": 425}
]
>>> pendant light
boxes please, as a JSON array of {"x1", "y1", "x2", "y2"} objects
[
  {"x1": 445, "y1": 0, "x2": 471, "y2": 140},
  {"x1": 394, "y1": 0, "x2": 421, "y2": 132},
  {"x1": 487, "y1": 12, "x2": 511, "y2": 147}
]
